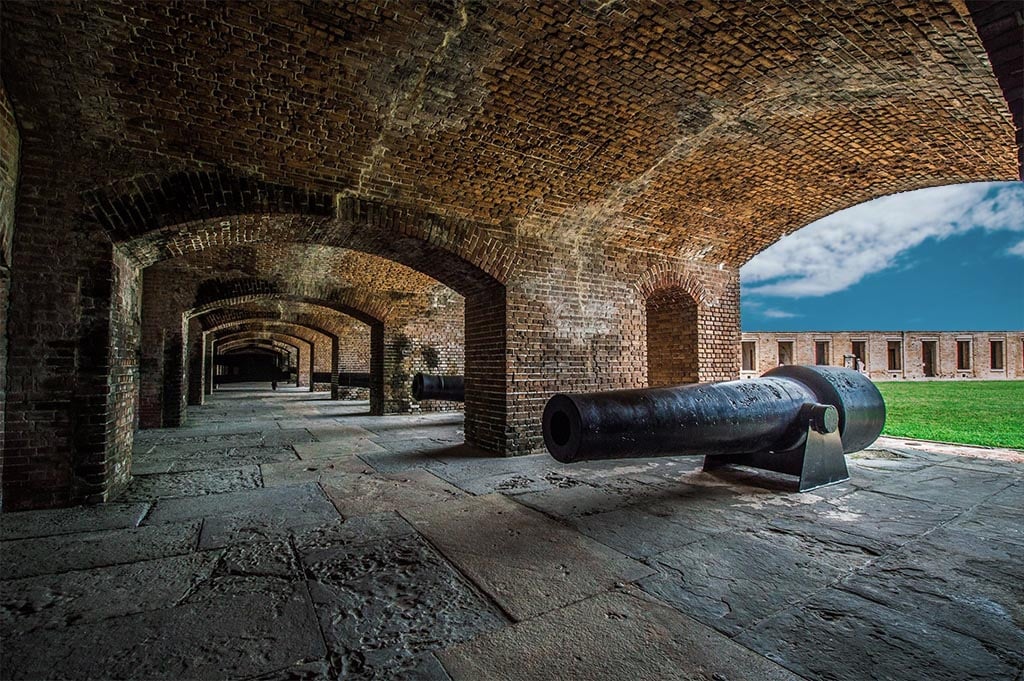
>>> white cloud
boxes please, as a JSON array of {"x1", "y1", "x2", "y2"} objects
[
  {"x1": 1009, "y1": 239, "x2": 1024, "y2": 257},
  {"x1": 741, "y1": 182, "x2": 1024, "y2": 298},
  {"x1": 763, "y1": 308, "x2": 799, "y2": 319}
]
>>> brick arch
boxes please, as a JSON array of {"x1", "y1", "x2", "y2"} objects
[
  {"x1": 189, "y1": 288, "x2": 387, "y2": 327},
  {"x1": 209, "y1": 317, "x2": 335, "y2": 345},
  {"x1": 216, "y1": 332, "x2": 303, "y2": 355},
  {"x1": 634, "y1": 265, "x2": 719, "y2": 308},
  {"x1": 84, "y1": 170, "x2": 515, "y2": 294},
  {"x1": 218, "y1": 337, "x2": 299, "y2": 359},
  {"x1": 214, "y1": 332, "x2": 306, "y2": 377}
]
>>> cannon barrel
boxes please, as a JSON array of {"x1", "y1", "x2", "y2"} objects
[
  {"x1": 412, "y1": 373, "x2": 465, "y2": 402},
  {"x1": 338, "y1": 372, "x2": 371, "y2": 388},
  {"x1": 542, "y1": 366, "x2": 884, "y2": 489}
]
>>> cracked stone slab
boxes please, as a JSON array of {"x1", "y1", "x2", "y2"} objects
[
  {"x1": 306, "y1": 425, "x2": 376, "y2": 442},
  {"x1": 304, "y1": 533, "x2": 504, "y2": 680},
  {"x1": 403, "y1": 493, "x2": 651, "y2": 621},
  {"x1": 194, "y1": 491, "x2": 341, "y2": 550},
  {"x1": 870, "y1": 466, "x2": 1015, "y2": 508},
  {"x1": 294, "y1": 439, "x2": 386, "y2": 460},
  {"x1": 247, "y1": 659, "x2": 334, "y2": 681},
  {"x1": 367, "y1": 427, "x2": 463, "y2": 443},
  {"x1": 261, "y1": 428, "x2": 317, "y2": 446},
  {"x1": 134, "y1": 431, "x2": 264, "y2": 454},
  {"x1": 736, "y1": 587, "x2": 1022, "y2": 681},
  {"x1": 0, "y1": 503, "x2": 150, "y2": 541},
  {"x1": 355, "y1": 445, "x2": 450, "y2": 474},
  {"x1": 1, "y1": 576, "x2": 324, "y2": 681},
  {"x1": 983, "y1": 481, "x2": 1023, "y2": 511},
  {"x1": 954, "y1": 503, "x2": 1024, "y2": 546},
  {"x1": 293, "y1": 514, "x2": 418, "y2": 555},
  {"x1": 570, "y1": 505, "x2": 727, "y2": 559},
  {"x1": 837, "y1": 527, "x2": 1024, "y2": 658},
  {"x1": 147, "y1": 483, "x2": 336, "y2": 526},
  {"x1": 639, "y1": 529, "x2": 850, "y2": 636},
  {"x1": 760, "y1": 490, "x2": 962, "y2": 549},
  {"x1": 158, "y1": 445, "x2": 299, "y2": 473},
  {"x1": 260, "y1": 456, "x2": 371, "y2": 487},
  {"x1": 320, "y1": 469, "x2": 466, "y2": 516},
  {"x1": 438, "y1": 589, "x2": 800, "y2": 681},
  {"x1": 0, "y1": 521, "x2": 200, "y2": 580},
  {"x1": 215, "y1": 540, "x2": 301, "y2": 580},
  {"x1": 0, "y1": 551, "x2": 220, "y2": 634},
  {"x1": 427, "y1": 454, "x2": 564, "y2": 495},
  {"x1": 513, "y1": 478, "x2": 658, "y2": 520},
  {"x1": 117, "y1": 466, "x2": 262, "y2": 501}
]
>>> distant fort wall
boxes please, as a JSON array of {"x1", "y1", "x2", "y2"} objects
[{"x1": 740, "y1": 331, "x2": 1024, "y2": 381}]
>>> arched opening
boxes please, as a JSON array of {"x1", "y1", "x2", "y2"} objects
[
  {"x1": 646, "y1": 287, "x2": 700, "y2": 387},
  {"x1": 100, "y1": 185, "x2": 510, "y2": 457}
]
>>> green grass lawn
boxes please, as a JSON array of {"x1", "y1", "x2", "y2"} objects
[{"x1": 874, "y1": 380, "x2": 1024, "y2": 450}]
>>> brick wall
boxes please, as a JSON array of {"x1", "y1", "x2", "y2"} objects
[
  {"x1": 646, "y1": 289, "x2": 699, "y2": 387},
  {"x1": 502, "y1": 240, "x2": 740, "y2": 456},
  {"x1": 740, "y1": 331, "x2": 1024, "y2": 380},
  {"x1": 0, "y1": 80, "x2": 20, "y2": 508}
]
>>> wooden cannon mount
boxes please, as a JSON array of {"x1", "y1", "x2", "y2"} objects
[{"x1": 542, "y1": 366, "x2": 886, "y2": 492}]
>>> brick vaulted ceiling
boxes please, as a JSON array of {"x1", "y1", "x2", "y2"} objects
[{"x1": 1, "y1": 0, "x2": 1019, "y2": 267}]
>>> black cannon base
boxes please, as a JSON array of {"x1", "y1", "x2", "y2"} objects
[{"x1": 702, "y1": 423, "x2": 849, "y2": 492}]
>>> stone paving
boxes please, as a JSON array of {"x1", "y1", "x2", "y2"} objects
[{"x1": 1, "y1": 384, "x2": 1021, "y2": 680}]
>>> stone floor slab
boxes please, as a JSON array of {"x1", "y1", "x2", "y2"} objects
[
  {"x1": 304, "y1": 533, "x2": 504, "y2": 679},
  {"x1": 117, "y1": 466, "x2": 262, "y2": 501},
  {"x1": 0, "y1": 521, "x2": 200, "y2": 580},
  {"x1": 639, "y1": 528, "x2": 861, "y2": 636},
  {"x1": 1, "y1": 576, "x2": 324, "y2": 681},
  {"x1": 0, "y1": 503, "x2": 150, "y2": 541},
  {"x1": 294, "y1": 439, "x2": 385, "y2": 460},
  {"x1": 193, "y1": 486, "x2": 342, "y2": 549},
  {"x1": 259, "y1": 456, "x2": 371, "y2": 487},
  {"x1": 0, "y1": 551, "x2": 220, "y2": 633},
  {"x1": 403, "y1": 493, "x2": 650, "y2": 621},
  {"x1": 320, "y1": 469, "x2": 466, "y2": 516},
  {"x1": 836, "y1": 527, "x2": 1024, "y2": 657},
  {"x1": 736, "y1": 587, "x2": 1022, "y2": 681},
  {"x1": 870, "y1": 466, "x2": 1015, "y2": 508},
  {"x1": 147, "y1": 483, "x2": 335, "y2": 526},
  {"x1": 438, "y1": 589, "x2": 800, "y2": 681},
  {"x1": 292, "y1": 513, "x2": 418, "y2": 554},
  {"x1": 761, "y1": 489, "x2": 963, "y2": 548}
]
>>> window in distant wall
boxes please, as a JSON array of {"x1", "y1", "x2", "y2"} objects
[
  {"x1": 990, "y1": 340, "x2": 1004, "y2": 370},
  {"x1": 778, "y1": 341, "x2": 794, "y2": 366},
  {"x1": 814, "y1": 341, "x2": 829, "y2": 365},
  {"x1": 957, "y1": 340, "x2": 972, "y2": 371},
  {"x1": 887, "y1": 341, "x2": 902, "y2": 371},
  {"x1": 741, "y1": 341, "x2": 756, "y2": 372},
  {"x1": 851, "y1": 341, "x2": 867, "y2": 365}
]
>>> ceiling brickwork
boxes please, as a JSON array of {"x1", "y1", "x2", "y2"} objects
[{"x1": 2, "y1": 0, "x2": 1017, "y2": 266}]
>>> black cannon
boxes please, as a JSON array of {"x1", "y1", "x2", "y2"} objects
[
  {"x1": 338, "y1": 372, "x2": 371, "y2": 388},
  {"x1": 411, "y1": 373, "x2": 465, "y2": 402},
  {"x1": 542, "y1": 366, "x2": 885, "y2": 491}
]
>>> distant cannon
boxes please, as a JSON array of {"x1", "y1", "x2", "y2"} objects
[
  {"x1": 338, "y1": 372, "x2": 371, "y2": 388},
  {"x1": 411, "y1": 373, "x2": 465, "y2": 402},
  {"x1": 542, "y1": 366, "x2": 885, "y2": 491}
]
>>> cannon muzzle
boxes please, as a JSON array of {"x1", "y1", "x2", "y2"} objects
[
  {"x1": 412, "y1": 373, "x2": 465, "y2": 402},
  {"x1": 542, "y1": 366, "x2": 884, "y2": 491}
]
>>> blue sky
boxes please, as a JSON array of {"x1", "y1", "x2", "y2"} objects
[{"x1": 741, "y1": 182, "x2": 1024, "y2": 332}]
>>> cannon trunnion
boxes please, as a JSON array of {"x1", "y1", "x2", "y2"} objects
[
  {"x1": 542, "y1": 366, "x2": 885, "y2": 491},
  {"x1": 411, "y1": 373, "x2": 465, "y2": 402}
]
